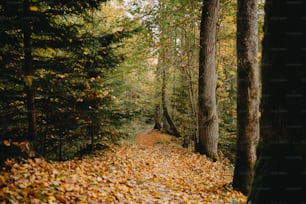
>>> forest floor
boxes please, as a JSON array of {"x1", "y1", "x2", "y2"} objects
[{"x1": 0, "y1": 130, "x2": 246, "y2": 203}]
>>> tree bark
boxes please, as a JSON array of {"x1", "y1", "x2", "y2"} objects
[
  {"x1": 161, "y1": 67, "x2": 181, "y2": 138},
  {"x1": 153, "y1": 105, "x2": 162, "y2": 130},
  {"x1": 197, "y1": 0, "x2": 220, "y2": 161},
  {"x1": 23, "y1": 0, "x2": 37, "y2": 142},
  {"x1": 233, "y1": 0, "x2": 259, "y2": 195},
  {"x1": 187, "y1": 71, "x2": 198, "y2": 148},
  {"x1": 248, "y1": 0, "x2": 306, "y2": 203}
]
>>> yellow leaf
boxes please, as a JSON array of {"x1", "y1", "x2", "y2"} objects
[
  {"x1": 56, "y1": 193, "x2": 66, "y2": 202},
  {"x1": 3, "y1": 140, "x2": 10, "y2": 146},
  {"x1": 24, "y1": 75, "x2": 33, "y2": 87},
  {"x1": 63, "y1": 183, "x2": 75, "y2": 192},
  {"x1": 48, "y1": 195, "x2": 56, "y2": 202},
  {"x1": 29, "y1": 6, "x2": 38, "y2": 11}
]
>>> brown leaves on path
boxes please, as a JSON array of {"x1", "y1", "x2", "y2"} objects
[
  {"x1": 136, "y1": 129, "x2": 174, "y2": 146},
  {"x1": 0, "y1": 130, "x2": 246, "y2": 203}
]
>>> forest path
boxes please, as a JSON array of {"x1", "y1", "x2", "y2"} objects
[
  {"x1": 0, "y1": 130, "x2": 246, "y2": 203},
  {"x1": 135, "y1": 129, "x2": 174, "y2": 146}
]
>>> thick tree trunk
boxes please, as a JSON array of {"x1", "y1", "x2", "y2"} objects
[
  {"x1": 248, "y1": 0, "x2": 306, "y2": 203},
  {"x1": 23, "y1": 0, "x2": 37, "y2": 142},
  {"x1": 197, "y1": 0, "x2": 220, "y2": 161},
  {"x1": 233, "y1": 0, "x2": 259, "y2": 195}
]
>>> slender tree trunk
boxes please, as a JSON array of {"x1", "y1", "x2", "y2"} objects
[
  {"x1": 187, "y1": 72, "x2": 197, "y2": 147},
  {"x1": 153, "y1": 105, "x2": 162, "y2": 130},
  {"x1": 197, "y1": 0, "x2": 220, "y2": 161},
  {"x1": 161, "y1": 67, "x2": 181, "y2": 138},
  {"x1": 185, "y1": 6, "x2": 198, "y2": 148},
  {"x1": 233, "y1": 0, "x2": 259, "y2": 195},
  {"x1": 23, "y1": 0, "x2": 37, "y2": 142},
  {"x1": 190, "y1": 1, "x2": 199, "y2": 151},
  {"x1": 248, "y1": 0, "x2": 306, "y2": 203},
  {"x1": 155, "y1": 0, "x2": 181, "y2": 138}
]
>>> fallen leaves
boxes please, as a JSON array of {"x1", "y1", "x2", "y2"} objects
[
  {"x1": 0, "y1": 130, "x2": 246, "y2": 203},
  {"x1": 136, "y1": 129, "x2": 174, "y2": 146}
]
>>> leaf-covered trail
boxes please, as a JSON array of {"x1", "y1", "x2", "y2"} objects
[{"x1": 0, "y1": 130, "x2": 246, "y2": 203}]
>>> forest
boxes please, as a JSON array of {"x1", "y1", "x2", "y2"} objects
[{"x1": 1, "y1": 0, "x2": 306, "y2": 203}]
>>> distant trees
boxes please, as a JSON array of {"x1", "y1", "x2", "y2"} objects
[
  {"x1": 248, "y1": 0, "x2": 306, "y2": 203},
  {"x1": 158, "y1": 9, "x2": 181, "y2": 137},
  {"x1": 161, "y1": 62, "x2": 181, "y2": 137},
  {"x1": 233, "y1": 0, "x2": 259, "y2": 195},
  {"x1": 126, "y1": 0, "x2": 200, "y2": 143},
  {"x1": 127, "y1": 0, "x2": 238, "y2": 155},
  {"x1": 197, "y1": 0, "x2": 220, "y2": 160}
]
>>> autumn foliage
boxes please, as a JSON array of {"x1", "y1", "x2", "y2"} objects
[{"x1": 0, "y1": 131, "x2": 245, "y2": 203}]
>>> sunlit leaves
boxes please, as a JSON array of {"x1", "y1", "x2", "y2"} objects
[
  {"x1": 0, "y1": 131, "x2": 246, "y2": 203},
  {"x1": 29, "y1": 6, "x2": 38, "y2": 12}
]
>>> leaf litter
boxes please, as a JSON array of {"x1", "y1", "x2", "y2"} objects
[{"x1": 0, "y1": 130, "x2": 246, "y2": 203}]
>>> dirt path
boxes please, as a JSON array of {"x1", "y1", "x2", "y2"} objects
[{"x1": 0, "y1": 130, "x2": 246, "y2": 203}]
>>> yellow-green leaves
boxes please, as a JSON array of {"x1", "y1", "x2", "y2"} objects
[
  {"x1": 29, "y1": 6, "x2": 38, "y2": 12},
  {"x1": 24, "y1": 75, "x2": 33, "y2": 87}
]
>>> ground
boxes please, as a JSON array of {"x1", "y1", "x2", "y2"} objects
[{"x1": 0, "y1": 130, "x2": 246, "y2": 203}]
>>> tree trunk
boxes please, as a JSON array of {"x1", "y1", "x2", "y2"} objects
[
  {"x1": 23, "y1": 0, "x2": 37, "y2": 142},
  {"x1": 233, "y1": 0, "x2": 259, "y2": 195},
  {"x1": 248, "y1": 0, "x2": 306, "y2": 203},
  {"x1": 161, "y1": 67, "x2": 181, "y2": 138},
  {"x1": 187, "y1": 72, "x2": 198, "y2": 148},
  {"x1": 197, "y1": 0, "x2": 220, "y2": 161},
  {"x1": 153, "y1": 105, "x2": 162, "y2": 130}
]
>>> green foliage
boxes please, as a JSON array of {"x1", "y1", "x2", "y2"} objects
[
  {"x1": 0, "y1": 0, "x2": 141, "y2": 160},
  {"x1": 127, "y1": 0, "x2": 239, "y2": 151},
  {"x1": 216, "y1": 0, "x2": 237, "y2": 136},
  {"x1": 131, "y1": 0, "x2": 201, "y2": 141}
]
